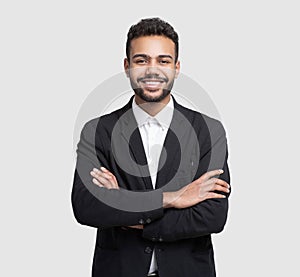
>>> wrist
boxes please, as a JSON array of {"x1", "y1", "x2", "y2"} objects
[{"x1": 163, "y1": 191, "x2": 178, "y2": 208}]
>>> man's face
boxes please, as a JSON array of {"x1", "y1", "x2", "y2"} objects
[{"x1": 124, "y1": 35, "x2": 180, "y2": 103}]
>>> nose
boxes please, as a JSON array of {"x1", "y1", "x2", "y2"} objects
[{"x1": 145, "y1": 63, "x2": 160, "y2": 76}]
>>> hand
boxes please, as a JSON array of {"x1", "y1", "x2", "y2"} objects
[
  {"x1": 90, "y1": 167, "x2": 119, "y2": 189},
  {"x1": 124, "y1": 225, "x2": 144, "y2": 230},
  {"x1": 90, "y1": 168, "x2": 143, "y2": 229},
  {"x1": 163, "y1": 169, "x2": 230, "y2": 209}
]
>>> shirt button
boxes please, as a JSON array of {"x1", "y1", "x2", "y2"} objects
[
  {"x1": 144, "y1": 246, "x2": 153, "y2": 254},
  {"x1": 138, "y1": 219, "x2": 145, "y2": 224},
  {"x1": 146, "y1": 218, "x2": 151, "y2": 224}
]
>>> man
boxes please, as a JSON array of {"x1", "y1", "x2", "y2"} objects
[{"x1": 72, "y1": 18, "x2": 231, "y2": 277}]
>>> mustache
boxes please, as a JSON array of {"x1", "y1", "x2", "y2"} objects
[{"x1": 137, "y1": 74, "x2": 168, "y2": 83}]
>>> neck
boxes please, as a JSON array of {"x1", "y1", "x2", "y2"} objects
[{"x1": 134, "y1": 94, "x2": 171, "y2": 116}]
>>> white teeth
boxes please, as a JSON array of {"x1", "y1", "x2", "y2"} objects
[{"x1": 145, "y1": 81, "x2": 160, "y2": 85}]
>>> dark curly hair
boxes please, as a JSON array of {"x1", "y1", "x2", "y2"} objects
[{"x1": 126, "y1": 18, "x2": 179, "y2": 62}]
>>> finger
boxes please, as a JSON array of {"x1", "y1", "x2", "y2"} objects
[
  {"x1": 127, "y1": 225, "x2": 144, "y2": 229},
  {"x1": 92, "y1": 178, "x2": 104, "y2": 187},
  {"x1": 106, "y1": 173, "x2": 118, "y2": 187},
  {"x1": 93, "y1": 174, "x2": 114, "y2": 189},
  {"x1": 100, "y1": 166, "x2": 112, "y2": 174},
  {"x1": 91, "y1": 168, "x2": 103, "y2": 180},
  {"x1": 91, "y1": 167, "x2": 119, "y2": 189},
  {"x1": 202, "y1": 178, "x2": 230, "y2": 193},
  {"x1": 100, "y1": 172, "x2": 114, "y2": 180},
  {"x1": 210, "y1": 183, "x2": 230, "y2": 194},
  {"x1": 91, "y1": 170, "x2": 113, "y2": 183},
  {"x1": 215, "y1": 178, "x2": 230, "y2": 188},
  {"x1": 99, "y1": 167, "x2": 119, "y2": 189},
  {"x1": 99, "y1": 172, "x2": 118, "y2": 189},
  {"x1": 206, "y1": 192, "x2": 226, "y2": 200},
  {"x1": 111, "y1": 178, "x2": 118, "y2": 189},
  {"x1": 91, "y1": 169, "x2": 118, "y2": 189},
  {"x1": 100, "y1": 168, "x2": 119, "y2": 189},
  {"x1": 99, "y1": 176, "x2": 114, "y2": 189},
  {"x1": 104, "y1": 175, "x2": 118, "y2": 189},
  {"x1": 92, "y1": 168, "x2": 103, "y2": 175},
  {"x1": 198, "y1": 169, "x2": 224, "y2": 182},
  {"x1": 204, "y1": 178, "x2": 230, "y2": 188}
]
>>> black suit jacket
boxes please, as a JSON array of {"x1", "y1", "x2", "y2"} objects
[{"x1": 72, "y1": 95, "x2": 230, "y2": 277}]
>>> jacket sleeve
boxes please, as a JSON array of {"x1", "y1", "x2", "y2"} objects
[
  {"x1": 142, "y1": 120, "x2": 231, "y2": 242},
  {"x1": 71, "y1": 119, "x2": 164, "y2": 229}
]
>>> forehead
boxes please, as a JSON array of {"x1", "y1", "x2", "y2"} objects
[{"x1": 130, "y1": 35, "x2": 175, "y2": 58}]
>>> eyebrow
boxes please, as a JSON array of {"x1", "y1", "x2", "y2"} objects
[{"x1": 132, "y1": 54, "x2": 174, "y2": 60}]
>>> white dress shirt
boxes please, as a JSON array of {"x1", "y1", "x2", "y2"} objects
[{"x1": 132, "y1": 96, "x2": 174, "y2": 274}]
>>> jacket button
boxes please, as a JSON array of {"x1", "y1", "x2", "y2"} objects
[
  {"x1": 144, "y1": 246, "x2": 153, "y2": 254},
  {"x1": 139, "y1": 219, "x2": 145, "y2": 224},
  {"x1": 151, "y1": 237, "x2": 157, "y2": 242},
  {"x1": 146, "y1": 218, "x2": 151, "y2": 224},
  {"x1": 158, "y1": 237, "x2": 163, "y2": 242}
]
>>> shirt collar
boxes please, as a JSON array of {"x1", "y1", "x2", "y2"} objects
[{"x1": 132, "y1": 95, "x2": 174, "y2": 130}]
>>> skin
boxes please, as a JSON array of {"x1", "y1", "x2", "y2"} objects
[
  {"x1": 124, "y1": 35, "x2": 180, "y2": 116},
  {"x1": 90, "y1": 35, "x2": 230, "y2": 228},
  {"x1": 91, "y1": 167, "x2": 229, "y2": 208}
]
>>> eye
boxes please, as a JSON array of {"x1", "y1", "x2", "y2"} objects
[
  {"x1": 159, "y1": 60, "x2": 171, "y2": 64},
  {"x1": 135, "y1": 59, "x2": 147, "y2": 64}
]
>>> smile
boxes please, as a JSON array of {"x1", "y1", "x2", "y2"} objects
[
  {"x1": 141, "y1": 79, "x2": 164, "y2": 83},
  {"x1": 140, "y1": 79, "x2": 165, "y2": 89},
  {"x1": 143, "y1": 81, "x2": 162, "y2": 85},
  {"x1": 142, "y1": 82, "x2": 163, "y2": 90}
]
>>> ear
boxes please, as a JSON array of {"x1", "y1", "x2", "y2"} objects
[
  {"x1": 124, "y1": 58, "x2": 130, "y2": 78},
  {"x1": 175, "y1": 60, "x2": 180, "y2": 78}
]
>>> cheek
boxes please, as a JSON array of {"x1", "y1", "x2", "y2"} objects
[
  {"x1": 129, "y1": 67, "x2": 146, "y2": 79},
  {"x1": 163, "y1": 68, "x2": 176, "y2": 80}
]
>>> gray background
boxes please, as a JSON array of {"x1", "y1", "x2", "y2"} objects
[{"x1": 1, "y1": 0, "x2": 299, "y2": 276}]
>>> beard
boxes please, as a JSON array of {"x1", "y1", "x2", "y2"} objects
[
  {"x1": 130, "y1": 75, "x2": 175, "y2": 103},
  {"x1": 133, "y1": 87, "x2": 171, "y2": 102}
]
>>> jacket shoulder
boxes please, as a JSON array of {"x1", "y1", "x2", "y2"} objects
[
  {"x1": 176, "y1": 103, "x2": 225, "y2": 134},
  {"x1": 82, "y1": 104, "x2": 128, "y2": 132}
]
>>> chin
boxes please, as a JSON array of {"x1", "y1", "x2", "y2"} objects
[{"x1": 134, "y1": 88, "x2": 170, "y2": 103}]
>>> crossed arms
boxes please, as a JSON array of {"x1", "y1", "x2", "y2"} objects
[{"x1": 72, "y1": 117, "x2": 231, "y2": 242}]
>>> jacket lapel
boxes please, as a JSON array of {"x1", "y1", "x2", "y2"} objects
[
  {"x1": 117, "y1": 95, "x2": 188, "y2": 191},
  {"x1": 155, "y1": 101, "x2": 187, "y2": 189},
  {"x1": 118, "y1": 97, "x2": 153, "y2": 190}
]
